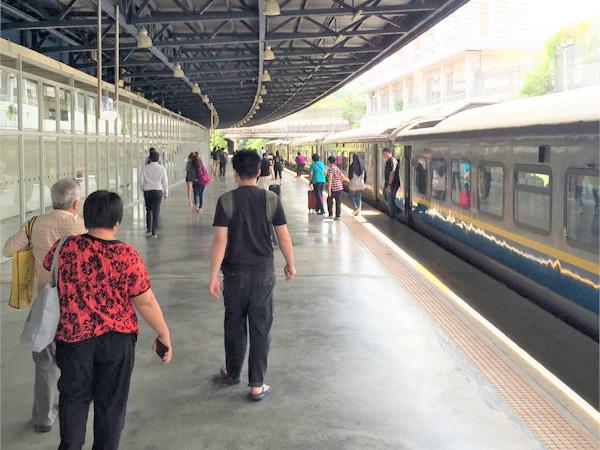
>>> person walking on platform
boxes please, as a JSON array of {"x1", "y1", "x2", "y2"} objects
[
  {"x1": 308, "y1": 154, "x2": 326, "y2": 215},
  {"x1": 211, "y1": 147, "x2": 219, "y2": 176},
  {"x1": 209, "y1": 150, "x2": 296, "y2": 401},
  {"x1": 193, "y1": 155, "x2": 210, "y2": 213},
  {"x1": 185, "y1": 152, "x2": 197, "y2": 207},
  {"x1": 3, "y1": 178, "x2": 86, "y2": 434},
  {"x1": 257, "y1": 153, "x2": 274, "y2": 190},
  {"x1": 382, "y1": 147, "x2": 400, "y2": 219},
  {"x1": 295, "y1": 151, "x2": 306, "y2": 177},
  {"x1": 348, "y1": 153, "x2": 366, "y2": 216},
  {"x1": 45, "y1": 190, "x2": 172, "y2": 450},
  {"x1": 219, "y1": 149, "x2": 228, "y2": 178},
  {"x1": 139, "y1": 150, "x2": 168, "y2": 238},
  {"x1": 273, "y1": 151, "x2": 284, "y2": 183},
  {"x1": 326, "y1": 156, "x2": 344, "y2": 220}
]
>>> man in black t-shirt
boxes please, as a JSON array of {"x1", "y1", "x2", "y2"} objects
[
  {"x1": 382, "y1": 147, "x2": 400, "y2": 218},
  {"x1": 209, "y1": 150, "x2": 296, "y2": 401}
]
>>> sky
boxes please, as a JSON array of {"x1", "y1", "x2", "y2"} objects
[{"x1": 527, "y1": 0, "x2": 600, "y2": 43}]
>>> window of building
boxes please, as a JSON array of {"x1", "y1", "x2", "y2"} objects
[
  {"x1": 451, "y1": 159, "x2": 471, "y2": 208},
  {"x1": 23, "y1": 78, "x2": 39, "y2": 130},
  {"x1": 42, "y1": 84, "x2": 57, "y2": 132},
  {"x1": 59, "y1": 89, "x2": 72, "y2": 133},
  {"x1": 565, "y1": 169, "x2": 599, "y2": 250},
  {"x1": 414, "y1": 157, "x2": 428, "y2": 196},
  {"x1": 514, "y1": 165, "x2": 552, "y2": 233},
  {"x1": 478, "y1": 163, "x2": 504, "y2": 217},
  {"x1": 0, "y1": 71, "x2": 19, "y2": 128},
  {"x1": 74, "y1": 92, "x2": 85, "y2": 134},
  {"x1": 87, "y1": 96, "x2": 96, "y2": 134},
  {"x1": 431, "y1": 158, "x2": 446, "y2": 200}
]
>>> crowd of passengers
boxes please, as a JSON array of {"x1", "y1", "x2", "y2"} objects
[{"x1": 1, "y1": 145, "x2": 402, "y2": 450}]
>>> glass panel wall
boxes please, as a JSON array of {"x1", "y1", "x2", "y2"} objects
[
  {"x1": 75, "y1": 140, "x2": 86, "y2": 197},
  {"x1": 88, "y1": 140, "x2": 98, "y2": 193},
  {"x1": 0, "y1": 136, "x2": 21, "y2": 241},
  {"x1": 23, "y1": 78, "x2": 39, "y2": 130},
  {"x1": 24, "y1": 137, "x2": 41, "y2": 219},
  {"x1": 74, "y1": 92, "x2": 85, "y2": 133},
  {"x1": 42, "y1": 84, "x2": 57, "y2": 132},
  {"x1": 61, "y1": 139, "x2": 73, "y2": 179},
  {"x1": 98, "y1": 140, "x2": 108, "y2": 190},
  {"x1": 87, "y1": 96, "x2": 96, "y2": 135},
  {"x1": 0, "y1": 71, "x2": 19, "y2": 129},
  {"x1": 44, "y1": 138, "x2": 58, "y2": 212},
  {"x1": 59, "y1": 89, "x2": 72, "y2": 133}
]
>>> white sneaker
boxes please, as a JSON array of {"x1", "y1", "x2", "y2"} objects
[
  {"x1": 151, "y1": 234, "x2": 159, "y2": 239},
  {"x1": 145, "y1": 231, "x2": 152, "y2": 236}
]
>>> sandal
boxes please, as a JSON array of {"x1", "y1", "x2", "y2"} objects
[{"x1": 248, "y1": 384, "x2": 272, "y2": 401}]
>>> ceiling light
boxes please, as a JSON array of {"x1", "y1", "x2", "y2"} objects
[
  {"x1": 173, "y1": 63, "x2": 184, "y2": 78},
  {"x1": 264, "y1": 45, "x2": 275, "y2": 61},
  {"x1": 264, "y1": 0, "x2": 280, "y2": 16},
  {"x1": 256, "y1": 104, "x2": 260, "y2": 110},
  {"x1": 118, "y1": 79, "x2": 125, "y2": 88},
  {"x1": 258, "y1": 96, "x2": 263, "y2": 104},
  {"x1": 334, "y1": 34, "x2": 343, "y2": 44},
  {"x1": 137, "y1": 26, "x2": 153, "y2": 49},
  {"x1": 201, "y1": 95, "x2": 209, "y2": 104},
  {"x1": 261, "y1": 70, "x2": 271, "y2": 82},
  {"x1": 192, "y1": 83, "x2": 201, "y2": 94},
  {"x1": 351, "y1": 8, "x2": 363, "y2": 22},
  {"x1": 260, "y1": 86, "x2": 267, "y2": 96}
]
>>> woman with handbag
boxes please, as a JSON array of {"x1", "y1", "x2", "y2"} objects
[
  {"x1": 193, "y1": 155, "x2": 212, "y2": 213},
  {"x1": 43, "y1": 190, "x2": 172, "y2": 450}
]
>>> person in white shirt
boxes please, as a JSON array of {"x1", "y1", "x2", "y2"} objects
[{"x1": 139, "y1": 150, "x2": 168, "y2": 238}]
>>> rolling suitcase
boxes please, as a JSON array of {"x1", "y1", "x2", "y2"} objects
[{"x1": 308, "y1": 190, "x2": 323, "y2": 212}]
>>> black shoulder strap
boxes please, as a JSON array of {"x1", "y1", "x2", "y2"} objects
[
  {"x1": 220, "y1": 191, "x2": 234, "y2": 221},
  {"x1": 221, "y1": 190, "x2": 279, "y2": 223},
  {"x1": 265, "y1": 190, "x2": 279, "y2": 223}
]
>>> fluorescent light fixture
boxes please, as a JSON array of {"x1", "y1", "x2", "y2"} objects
[
  {"x1": 351, "y1": 8, "x2": 363, "y2": 22},
  {"x1": 264, "y1": 45, "x2": 275, "y2": 61},
  {"x1": 192, "y1": 83, "x2": 201, "y2": 94},
  {"x1": 261, "y1": 70, "x2": 271, "y2": 82},
  {"x1": 118, "y1": 79, "x2": 125, "y2": 88},
  {"x1": 260, "y1": 86, "x2": 267, "y2": 95},
  {"x1": 173, "y1": 63, "x2": 184, "y2": 78},
  {"x1": 258, "y1": 96, "x2": 263, "y2": 104},
  {"x1": 264, "y1": 0, "x2": 280, "y2": 16},
  {"x1": 256, "y1": 104, "x2": 260, "y2": 110},
  {"x1": 137, "y1": 27, "x2": 153, "y2": 49},
  {"x1": 201, "y1": 95, "x2": 209, "y2": 104},
  {"x1": 334, "y1": 34, "x2": 343, "y2": 44}
]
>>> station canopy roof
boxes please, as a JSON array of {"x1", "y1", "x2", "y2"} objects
[{"x1": 2, "y1": 0, "x2": 468, "y2": 128}]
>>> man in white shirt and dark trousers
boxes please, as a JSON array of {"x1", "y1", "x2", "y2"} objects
[{"x1": 139, "y1": 150, "x2": 168, "y2": 238}]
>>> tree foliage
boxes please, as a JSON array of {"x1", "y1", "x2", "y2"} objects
[
  {"x1": 210, "y1": 130, "x2": 227, "y2": 148},
  {"x1": 239, "y1": 138, "x2": 269, "y2": 151}
]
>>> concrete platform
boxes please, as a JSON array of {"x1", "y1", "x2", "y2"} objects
[{"x1": 0, "y1": 171, "x2": 570, "y2": 449}]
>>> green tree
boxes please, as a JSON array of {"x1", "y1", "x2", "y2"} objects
[
  {"x1": 239, "y1": 138, "x2": 269, "y2": 151},
  {"x1": 340, "y1": 91, "x2": 366, "y2": 128},
  {"x1": 210, "y1": 129, "x2": 227, "y2": 148}
]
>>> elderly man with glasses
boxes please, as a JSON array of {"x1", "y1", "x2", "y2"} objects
[{"x1": 3, "y1": 178, "x2": 86, "y2": 433}]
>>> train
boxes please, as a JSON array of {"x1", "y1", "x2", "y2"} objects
[{"x1": 268, "y1": 86, "x2": 600, "y2": 340}]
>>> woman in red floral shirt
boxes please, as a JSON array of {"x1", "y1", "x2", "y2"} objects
[{"x1": 44, "y1": 190, "x2": 172, "y2": 450}]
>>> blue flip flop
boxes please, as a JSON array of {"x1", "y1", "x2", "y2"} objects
[{"x1": 248, "y1": 385, "x2": 272, "y2": 401}]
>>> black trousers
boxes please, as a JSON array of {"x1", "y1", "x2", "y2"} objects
[
  {"x1": 274, "y1": 165, "x2": 283, "y2": 180},
  {"x1": 55, "y1": 332, "x2": 136, "y2": 450},
  {"x1": 143, "y1": 190, "x2": 162, "y2": 235},
  {"x1": 327, "y1": 190, "x2": 342, "y2": 218},
  {"x1": 223, "y1": 270, "x2": 275, "y2": 387},
  {"x1": 219, "y1": 163, "x2": 226, "y2": 177}
]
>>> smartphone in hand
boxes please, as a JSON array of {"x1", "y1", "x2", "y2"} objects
[{"x1": 155, "y1": 337, "x2": 169, "y2": 359}]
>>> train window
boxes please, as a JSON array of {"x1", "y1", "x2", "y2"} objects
[
  {"x1": 565, "y1": 169, "x2": 599, "y2": 250},
  {"x1": 514, "y1": 165, "x2": 552, "y2": 234},
  {"x1": 451, "y1": 159, "x2": 471, "y2": 209},
  {"x1": 478, "y1": 164, "x2": 504, "y2": 217},
  {"x1": 431, "y1": 158, "x2": 446, "y2": 201},
  {"x1": 414, "y1": 158, "x2": 428, "y2": 196}
]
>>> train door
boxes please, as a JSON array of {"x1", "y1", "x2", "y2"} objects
[{"x1": 393, "y1": 144, "x2": 412, "y2": 223}]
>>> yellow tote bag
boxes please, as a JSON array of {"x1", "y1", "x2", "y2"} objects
[{"x1": 9, "y1": 216, "x2": 37, "y2": 309}]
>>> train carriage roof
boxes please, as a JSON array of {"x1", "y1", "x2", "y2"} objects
[
  {"x1": 322, "y1": 124, "x2": 398, "y2": 144},
  {"x1": 289, "y1": 133, "x2": 330, "y2": 145},
  {"x1": 397, "y1": 86, "x2": 600, "y2": 138}
]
